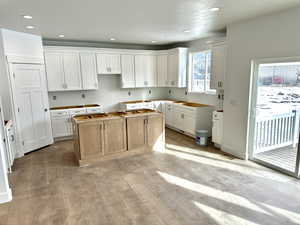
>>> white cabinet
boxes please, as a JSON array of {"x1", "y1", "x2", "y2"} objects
[
  {"x1": 45, "y1": 50, "x2": 99, "y2": 91},
  {"x1": 44, "y1": 52, "x2": 65, "y2": 91},
  {"x1": 135, "y1": 55, "x2": 157, "y2": 87},
  {"x1": 63, "y1": 52, "x2": 82, "y2": 90},
  {"x1": 96, "y1": 53, "x2": 121, "y2": 74},
  {"x1": 51, "y1": 106, "x2": 103, "y2": 138},
  {"x1": 157, "y1": 54, "x2": 168, "y2": 87},
  {"x1": 51, "y1": 112, "x2": 70, "y2": 138},
  {"x1": 212, "y1": 111, "x2": 223, "y2": 146},
  {"x1": 80, "y1": 52, "x2": 98, "y2": 90},
  {"x1": 165, "y1": 103, "x2": 173, "y2": 126},
  {"x1": 167, "y1": 48, "x2": 188, "y2": 88},
  {"x1": 211, "y1": 43, "x2": 227, "y2": 89},
  {"x1": 121, "y1": 54, "x2": 135, "y2": 88}
]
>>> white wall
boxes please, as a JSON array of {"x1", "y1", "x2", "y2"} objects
[
  {"x1": 223, "y1": 7, "x2": 300, "y2": 159},
  {"x1": 48, "y1": 75, "x2": 168, "y2": 112}
]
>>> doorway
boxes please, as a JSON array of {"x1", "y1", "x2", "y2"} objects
[{"x1": 248, "y1": 58, "x2": 300, "y2": 178}]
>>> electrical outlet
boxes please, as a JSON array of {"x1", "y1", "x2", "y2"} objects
[
  {"x1": 81, "y1": 93, "x2": 85, "y2": 99},
  {"x1": 169, "y1": 90, "x2": 171, "y2": 94},
  {"x1": 149, "y1": 90, "x2": 152, "y2": 95},
  {"x1": 52, "y1": 96, "x2": 57, "y2": 100},
  {"x1": 185, "y1": 90, "x2": 188, "y2": 95},
  {"x1": 128, "y1": 91, "x2": 131, "y2": 96}
]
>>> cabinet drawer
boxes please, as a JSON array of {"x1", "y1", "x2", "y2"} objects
[
  {"x1": 51, "y1": 110, "x2": 69, "y2": 117},
  {"x1": 69, "y1": 109, "x2": 86, "y2": 115},
  {"x1": 86, "y1": 107, "x2": 103, "y2": 114}
]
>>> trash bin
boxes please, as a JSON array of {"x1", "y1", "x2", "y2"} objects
[{"x1": 196, "y1": 130, "x2": 208, "y2": 146}]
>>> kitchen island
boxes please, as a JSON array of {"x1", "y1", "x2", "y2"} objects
[{"x1": 72, "y1": 109, "x2": 165, "y2": 167}]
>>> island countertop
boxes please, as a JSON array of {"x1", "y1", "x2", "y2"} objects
[{"x1": 72, "y1": 109, "x2": 160, "y2": 123}]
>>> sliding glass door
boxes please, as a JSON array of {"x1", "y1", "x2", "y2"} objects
[{"x1": 249, "y1": 58, "x2": 300, "y2": 178}]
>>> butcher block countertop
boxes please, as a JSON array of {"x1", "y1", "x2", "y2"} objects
[
  {"x1": 73, "y1": 109, "x2": 160, "y2": 123},
  {"x1": 120, "y1": 99, "x2": 211, "y2": 108},
  {"x1": 50, "y1": 104, "x2": 100, "y2": 110}
]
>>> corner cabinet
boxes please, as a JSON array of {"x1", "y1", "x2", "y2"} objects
[
  {"x1": 210, "y1": 42, "x2": 227, "y2": 90},
  {"x1": 44, "y1": 49, "x2": 98, "y2": 91},
  {"x1": 96, "y1": 53, "x2": 121, "y2": 74}
]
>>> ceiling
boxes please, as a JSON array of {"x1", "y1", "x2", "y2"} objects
[{"x1": 0, "y1": 0, "x2": 299, "y2": 45}]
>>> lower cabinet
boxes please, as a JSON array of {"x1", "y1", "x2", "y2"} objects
[
  {"x1": 103, "y1": 118, "x2": 127, "y2": 155},
  {"x1": 127, "y1": 116, "x2": 147, "y2": 150},
  {"x1": 147, "y1": 114, "x2": 164, "y2": 148},
  {"x1": 77, "y1": 121, "x2": 104, "y2": 159},
  {"x1": 51, "y1": 115, "x2": 71, "y2": 138}
]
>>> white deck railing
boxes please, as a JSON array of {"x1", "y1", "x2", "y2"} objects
[{"x1": 254, "y1": 110, "x2": 300, "y2": 154}]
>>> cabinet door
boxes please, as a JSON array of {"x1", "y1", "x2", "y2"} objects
[
  {"x1": 167, "y1": 53, "x2": 178, "y2": 87},
  {"x1": 146, "y1": 55, "x2": 157, "y2": 87},
  {"x1": 127, "y1": 116, "x2": 147, "y2": 150},
  {"x1": 211, "y1": 44, "x2": 227, "y2": 89},
  {"x1": 80, "y1": 52, "x2": 98, "y2": 90},
  {"x1": 97, "y1": 53, "x2": 121, "y2": 74},
  {"x1": 157, "y1": 55, "x2": 168, "y2": 87},
  {"x1": 134, "y1": 55, "x2": 147, "y2": 87},
  {"x1": 165, "y1": 104, "x2": 173, "y2": 126},
  {"x1": 51, "y1": 116, "x2": 70, "y2": 138},
  {"x1": 172, "y1": 109, "x2": 183, "y2": 130},
  {"x1": 147, "y1": 114, "x2": 164, "y2": 149},
  {"x1": 78, "y1": 121, "x2": 103, "y2": 159},
  {"x1": 121, "y1": 54, "x2": 135, "y2": 88},
  {"x1": 183, "y1": 113, "x2": 196, "y2": 135},
  {"x1": 103, "y1": 118, "x2": 127, "y2": 155},
  {"x1": 44, "y1": 52, "x2": 65, "y2": 91},
  {"x1": 63, "y1": 52, "x2": 82, "y2": 90}
]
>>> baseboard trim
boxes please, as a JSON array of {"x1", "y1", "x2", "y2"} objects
[{"x1": 0, "y1": 188, "x2": 12, "y2": 204}]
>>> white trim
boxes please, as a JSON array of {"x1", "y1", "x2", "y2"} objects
[
  {"x1": 6, "y1": 55, "x2": 44, "y2": 64},
  {"x1": 0, "y1": 188, "x2": 12, "y2": 204}
]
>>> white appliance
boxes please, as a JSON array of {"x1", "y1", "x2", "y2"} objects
[{"x1": 212, "y1": 111, "x2": 223, "y2": 148}]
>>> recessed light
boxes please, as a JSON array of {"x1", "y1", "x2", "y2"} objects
[
  {"x1": 23, "y1": 15, "x2": 33, "y2": 19},
  {"x1": 210, "y1": 7, "x2": 220, "y2": 12},
  {"x1": 58, "y1": 34, "x2": 65, "y2": 38},
  {"x1": 26, "y1": 25, "x2": 35, "y2": 29},
  {"x1": 110, "y1": 38, "x2": 116, "y2": 41},
  {"x1": 183, "y1": 30, "x2": 191, "y2": 33},
  {"x1": 151, "y1": 40, "x2": 157, "y2": 43}
]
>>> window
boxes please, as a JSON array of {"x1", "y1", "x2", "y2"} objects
[{"x1": 189, "y1": 50, "x2": 215, "y2": 94}]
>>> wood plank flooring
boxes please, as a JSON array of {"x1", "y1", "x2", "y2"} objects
[{"x1": 1, "y1": 128, "x2": 300, "y2": 225}]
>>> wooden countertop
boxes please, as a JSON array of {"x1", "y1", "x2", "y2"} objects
[
  {"x1": 73, "y1": 109, "x2": 160, "y2": 123},
  {"x1": 120, "y1": 99, "x2": 211, "y2": 108},
  {"x1": 50, "y1": 104, "x2": 100, "y2": 110}
]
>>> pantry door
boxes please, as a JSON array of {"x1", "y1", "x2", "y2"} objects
[{"x1": 10, "y1": 63, "x2": 53, "y2": 154}]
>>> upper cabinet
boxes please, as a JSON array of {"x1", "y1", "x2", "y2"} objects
[
  {"x1": 96, "y1": 53, "x2": 121, "y2": 74},
  {"x1": 210, "y1": 42, "x2": 227, "y2": 90},
  {"x1": 80, "y1": 52, "x2": 98, "y2": 90},
  {"x1": 157, "y1": 54, "x2": 168, "y2": 87},
  {"x1": 135, "y1": 55, "x2": 157, "y2": 88},
  {"x1": 44, "y1": 46, "x2": 188, "y2": 91},
  {"x1": 167, "y1": 48, "x2": 188, "y2": 88},
  {"x1": 44, "y1": 49, "x2": 98, "y2": 91},
  {"x1": 121, "y1": 54, "x2": 135, "y2": 88}
]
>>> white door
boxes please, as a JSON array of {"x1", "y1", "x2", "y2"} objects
[
  {"x1": 11, "y1": 64, "x2": 53, "y2": 154},
  {"x1": 96, "y1": 54, "x2": 121, "y2": 74},
  {"x1": 157, "y1": 55, "x2": 168, "y2": 87},
  {"x1": 121, "y1": 54, "x2": 135, "y2": 88},
  {"x1": 211, "y1": 44, "x2": 227, "y2": 89},
  {"x1": 80, "y1": 53, "x2": 98, "y2": 90},
  {"x1": 63, "y1": 52, "x2": 82, "y2": 90},
  {"x1": 44, "y1": 52, "x2": 65, "y2": 91}
]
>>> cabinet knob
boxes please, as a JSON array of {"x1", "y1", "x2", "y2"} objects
[{"x1": 44, "y1": 108, "x2": 48, "y2": 112}]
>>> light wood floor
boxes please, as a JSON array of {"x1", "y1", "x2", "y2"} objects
[{"x1": 1, "y1": 129, "x2": 300, "y2": 225}]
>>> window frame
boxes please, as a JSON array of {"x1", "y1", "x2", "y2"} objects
[{"x1": 188, "y1": 50, "x2": 216, "y2": 95}]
